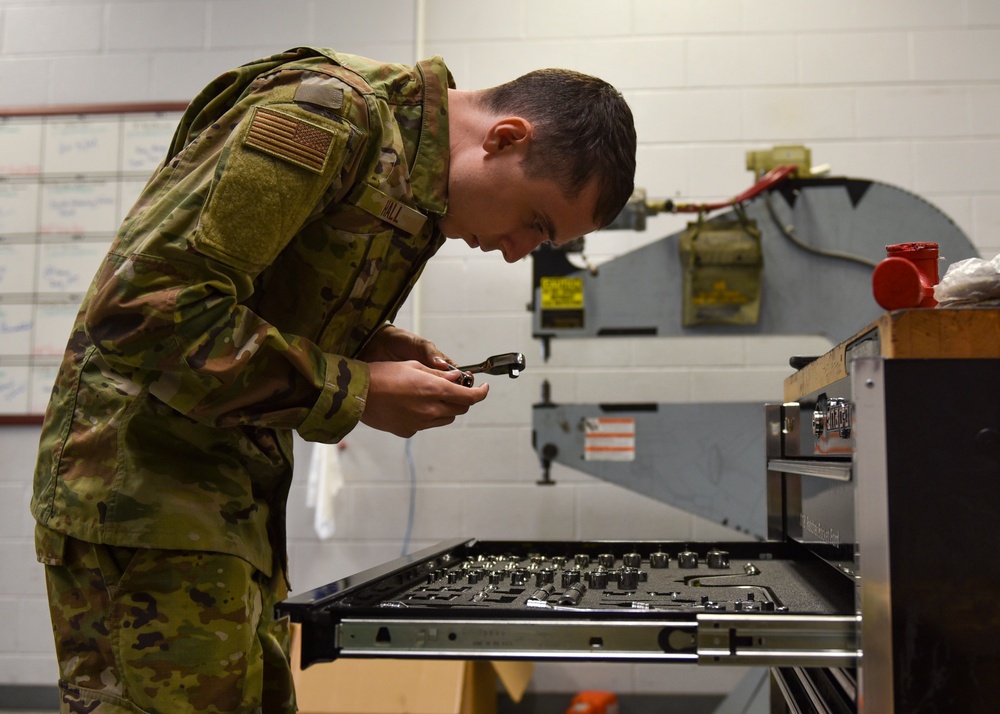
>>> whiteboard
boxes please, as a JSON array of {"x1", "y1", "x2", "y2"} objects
[{"x1": 0, "y1": 104, "x2": 185, "y2": 421}]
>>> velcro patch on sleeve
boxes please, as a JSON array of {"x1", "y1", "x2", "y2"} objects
[{"x1": 243, "y1": 106, "x2": 334, "y2": 173}]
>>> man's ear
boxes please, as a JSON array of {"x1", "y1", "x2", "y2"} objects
[{"x1": 483, "y1": 117, "x2": 532, "y2": 154}]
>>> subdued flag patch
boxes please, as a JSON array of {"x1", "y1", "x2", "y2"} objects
[{"x1": 244, "y1": 107, "x2": 334, "y2": 173}]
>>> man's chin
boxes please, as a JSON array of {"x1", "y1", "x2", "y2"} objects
[{"x1": 442, "y1": 231, "x2": 485, "y2": 251}]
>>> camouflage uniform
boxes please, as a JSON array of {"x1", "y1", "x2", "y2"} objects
[{"x1": 31, "y1": 47, "x2": 454, "y2": 712}]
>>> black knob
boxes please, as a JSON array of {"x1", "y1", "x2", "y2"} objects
[
  {"x1": 536, "y1": 568, "x2": 555, "y2": 586},
  {"x1": 529, "y1": 584, "x2": 554, "y2": 602},
  {"x1": 649, "y1": 552, "x2": 669, "y2": 568},
  {"x1": 558, "y1": 583, "x2": 588, "y2": 606},
  {"x1": 707, "y1": 550, "x2": 730, "y2": 569},
  {"x1": 561, "y1": 569, "x2": 581, "y2": 587},
  {"x1": 678, "y1": 551, "x2": 699, "y2": 569},
  {"x1": 619, "y1": 568, "x2": 640, "y2": 590}
]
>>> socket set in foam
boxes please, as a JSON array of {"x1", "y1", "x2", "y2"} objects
[{"x1": 387, "y1": 547, "x2": 788, "y2": 612}]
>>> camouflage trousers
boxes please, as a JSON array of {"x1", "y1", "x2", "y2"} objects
[{"x1": 36, "y1": 524, "x2": 296, "y2": 713}]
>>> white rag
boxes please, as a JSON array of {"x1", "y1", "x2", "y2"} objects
[
  {"x1": 306, "y1": 443, "x2": 344, "y2": 540},
  {"x1": 934, "y1": 252, "x2": 1000, "y2": 307}
]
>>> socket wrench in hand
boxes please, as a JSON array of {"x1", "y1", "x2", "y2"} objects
[{"x1": 451, "y1": 352, "x2": 527, "y2": 386}]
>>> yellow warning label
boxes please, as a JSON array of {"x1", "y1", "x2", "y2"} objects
[
  {"x1": 541, "y1": 276, "x2": 584, "y2": 309},
  {"x1": 691, "y1": 280, "x2": 751, "y2": 305}
]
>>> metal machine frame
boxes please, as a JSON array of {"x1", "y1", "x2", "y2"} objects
[{"x1": 530, "y1": 176, "x2": 980, "y2": 541}]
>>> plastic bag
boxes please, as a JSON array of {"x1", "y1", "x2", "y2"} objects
[{"x1": 933, "y1": 253, "x2": 1000, "y2": 307}]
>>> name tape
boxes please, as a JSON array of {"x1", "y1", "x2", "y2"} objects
[{"x1": 356, "y1": 184, "x2": 427, "y2": 235}]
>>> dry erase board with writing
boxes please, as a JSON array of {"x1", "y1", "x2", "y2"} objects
[{"x1": 0, "y1": 103, "x2": 185, "y2": 422}]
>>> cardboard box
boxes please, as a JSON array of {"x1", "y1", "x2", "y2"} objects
[{"x1": 290, "y1": 624, "x2": 533, "y2": 714}]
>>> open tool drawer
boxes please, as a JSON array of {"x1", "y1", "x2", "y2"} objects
[{"x1": 278, "y1": 538, "x2": 858, "y2": 669}]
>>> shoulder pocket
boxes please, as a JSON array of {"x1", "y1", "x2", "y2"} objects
[{"x1": 194, "y1": 104, "x2": 354, "y2": 273}]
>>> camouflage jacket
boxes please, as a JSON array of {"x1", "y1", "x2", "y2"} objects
[{"x1": 32, "y1": 48, "x2": 453, "y2": 577}]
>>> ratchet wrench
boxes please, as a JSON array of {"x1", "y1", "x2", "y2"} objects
[{"x1": 450, "y1": 352, "x2": 527, "y2": 386}]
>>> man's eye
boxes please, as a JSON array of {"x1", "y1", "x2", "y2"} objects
[{"x1": 533, "y1": 220, "x2": 545, "y2": 235}]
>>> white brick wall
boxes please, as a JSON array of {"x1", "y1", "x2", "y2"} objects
[
  {"x1": 2, "y1": 0, "x2": 999, "y2": 699},
  {"x1": 106, "y1": 2, "x2": 208, "y2": 52},
  {"x1": 2, "y1": 4, "x2": 104, "y2": 55}
]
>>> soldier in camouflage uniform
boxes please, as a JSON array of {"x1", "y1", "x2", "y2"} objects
[{"x1": 31, "y1": 46, "x2": 636, "y2": 713}]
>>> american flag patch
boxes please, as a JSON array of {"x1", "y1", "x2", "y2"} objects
[{"x1": 243, "y1": 107, "x2": 334, "y2": 173}]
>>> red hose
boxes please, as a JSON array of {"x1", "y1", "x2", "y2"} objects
[{"x1": 673, "y1": 164, "x2": 798, "y2": 213}]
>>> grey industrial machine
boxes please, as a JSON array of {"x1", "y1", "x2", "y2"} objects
[{"x1": 531, "y1": 158, "x2": 980, "y2": 538}]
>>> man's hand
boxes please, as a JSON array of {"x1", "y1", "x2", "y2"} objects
[
  {"x1": 360, "y1": 325, "x2": 456, "y2": 368},
  {"x1": 360, "y1": 360, "x2": 489, "y2": 438}
]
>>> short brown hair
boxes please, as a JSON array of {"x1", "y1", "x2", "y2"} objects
[{"x1": 479, "y1": 68, "x2": 636, "y2": 228}]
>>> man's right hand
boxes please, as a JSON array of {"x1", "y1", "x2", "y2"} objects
[{"x1": 360, "y1": 360, "x2": 489, "y2": 438}]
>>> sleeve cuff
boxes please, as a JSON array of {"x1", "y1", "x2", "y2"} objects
[{"x1": 297, "y1": 355, "x2": 370, "y2": 443}]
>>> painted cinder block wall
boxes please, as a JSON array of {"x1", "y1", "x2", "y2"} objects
[{"x1": 2, "y1": 0, "x2": 999, "y2": 698}]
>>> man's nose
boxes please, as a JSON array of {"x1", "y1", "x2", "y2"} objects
[{"x1": 503, "y1": 232, "x2": 540, "y2": 263}]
